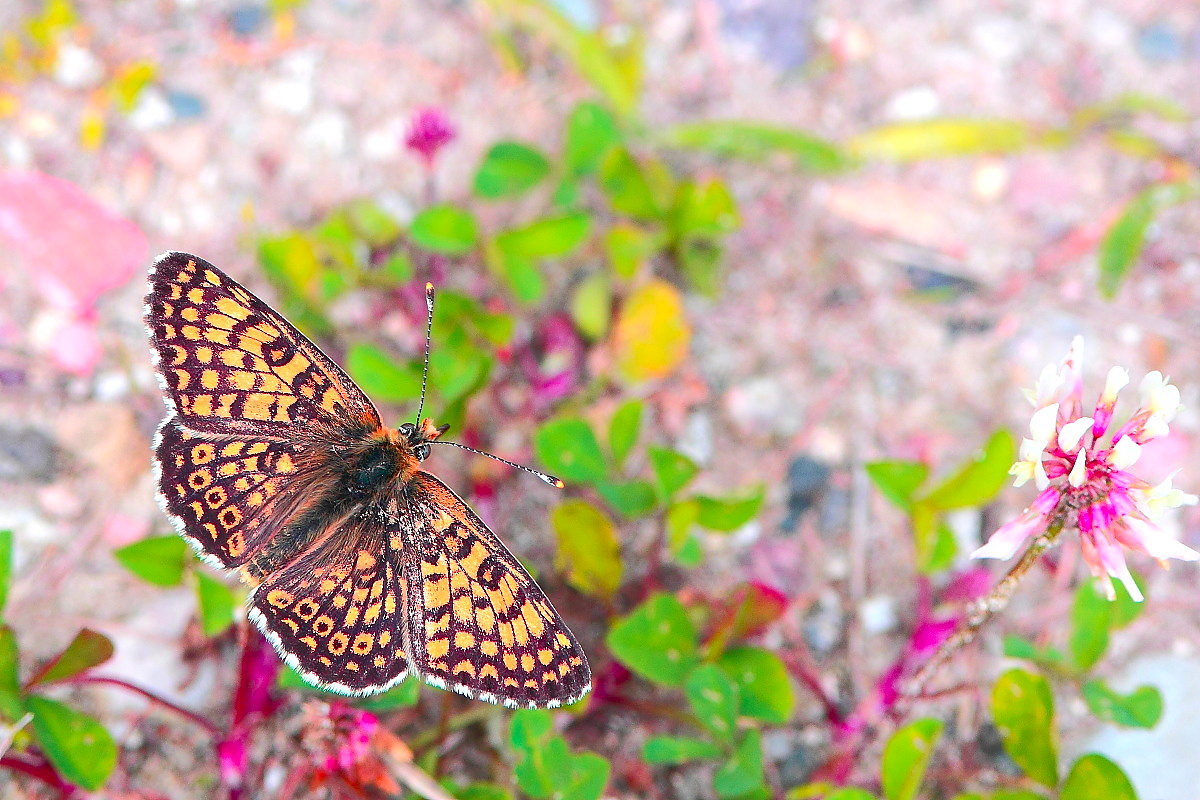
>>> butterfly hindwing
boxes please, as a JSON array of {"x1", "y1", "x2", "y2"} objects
[
  {"x1": 145, "y1": 251, "x2": 380, "y2": 435},
  {"x1": 247, "y1": 506, "x2": 410, "y2": 695},
  {"x1": 399, "y1": 472, "x2": 591, "y2": 709}
]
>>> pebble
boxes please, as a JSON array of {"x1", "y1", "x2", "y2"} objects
[
  {"x1": 885, "y1": 85, "x2": 941, "y2": 120},
  {"x1": 1137, "y1": 21, "x2": 1185, "y2": 62},
  {"x1": 227, "y1": 4, "x2": 268, "y2": 38},
  {"x1": 781, "y1": 454, "x2": 830, "y2": 531},
  {"x1": 53, "y1": 43, "x2": 104, "y2": 89},
  {"x1": 858, "y1": 594, "x2": 898, "y2": 635},
  {"x1": 166, "y1": 90, "x2": 207, "y2": 120},
  {"x1": 0, "y1": 425, "x2": 61, "y2": 483}
]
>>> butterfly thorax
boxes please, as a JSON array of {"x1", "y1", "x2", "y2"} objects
[{"x1": 337, "y1": 418, "x2": 447, "y2": 498}]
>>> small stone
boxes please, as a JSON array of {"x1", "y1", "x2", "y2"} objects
[
  {"x1": 802, "y1": 591, "x2": 844, "y2": 658},
  {"x1": 227, "y1": 4, "x2": 268, "y2": 38},
  {"x1": 53, "y1": 43, "x2": 104, "y2": 89},
  {"x1": 781, "y1": 454, "x2": 830, "y2": 531},
  {"x1": 166, "y1": 90, "x2": 206, "y2": 120},
  {"x1": 1137, "y1": 21, "x2": 1185, "y2": 62},
  {"x1": 0, "y1": 425, "x2": 61, "y2": 482},
  {"x1": 859, "y1": 594, "x2": 898, "y2": 635},
  {"x1": 885, "y1": 85, "x2": 941, "y2": 120}
]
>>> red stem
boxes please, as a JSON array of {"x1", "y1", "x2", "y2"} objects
[
  {"x1": 64, "y1": 675, "x2": 219, "y2": 736},
  {"x1": 0, "y1": 752, "x2": 77, "y2": 796}
]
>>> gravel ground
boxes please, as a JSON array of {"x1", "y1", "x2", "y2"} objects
[{"x1": 2, "y1": 0, "x2": 1200, "y2": 797}]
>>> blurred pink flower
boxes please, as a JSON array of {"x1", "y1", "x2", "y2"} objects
[
  {"x1": 517, "y1": 313, "x2": 585, "y2": 411},
  {"x1": 304, "y1": 701, "x2": 378, "y2": 774},
  {"x1": 974, "y1": 337, "x2": 1199, "y2": 600},
  {"x1": 404, "y1": 108, "x2": 455, "y2": 167}
]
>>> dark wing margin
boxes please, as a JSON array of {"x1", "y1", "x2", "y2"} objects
[
  {"x1": 398, "y1": 471, "x2": 591, "y2": 709},
  {"x1": 246, "y1": 502, "x2": 412, "y2": 696}
]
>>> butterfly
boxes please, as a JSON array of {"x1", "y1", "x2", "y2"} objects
[{"x1": 144, "y1": 252, "x2": 590, "y2": 709}]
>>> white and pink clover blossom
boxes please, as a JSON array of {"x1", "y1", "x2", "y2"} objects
[{"x1": 973, "y1": 337, "x2": 1198, "y2": 601}]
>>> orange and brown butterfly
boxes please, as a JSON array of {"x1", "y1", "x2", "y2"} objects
[{"x1": 144, "y1": 251, "x2": 590, "y2": 708}]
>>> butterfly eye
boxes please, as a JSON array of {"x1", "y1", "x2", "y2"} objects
[
  {"x1": 415, "y1": 444, "x2": 430, "y2": 461},
  {"x1": 398, "y1": 422, "x2": 416, "y2": 437}
]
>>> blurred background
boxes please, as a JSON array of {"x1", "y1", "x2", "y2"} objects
[{"x1": 1, "y1": 1, "x2": 1199, "y2": 798}]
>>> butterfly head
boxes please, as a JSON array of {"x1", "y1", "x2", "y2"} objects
[{"x1": 398, "y1": 419, "x2": 449, "y2": 462}]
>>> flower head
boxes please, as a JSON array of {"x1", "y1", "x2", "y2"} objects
[
  {"x1": 404, "y1": 107, "x2": 455, "y2": 167},
  {"x1": 973, "y1": 337, "x2": 1198, "y2": 601}
]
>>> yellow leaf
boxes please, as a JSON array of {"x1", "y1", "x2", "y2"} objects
[{"x1": 612, "y1": 279, "x2": 690, "y2": 384}]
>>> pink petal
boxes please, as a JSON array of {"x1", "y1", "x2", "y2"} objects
[
  {"x1": 46, "y1": 315, "x2": 103, "y2": 376},
  {"x1": 972, "y1": 512, "x2": 1042, "y2": 560},
  {"x1": 0, "y1": 170, "x2": 147, "y2": 311},
  {"x1": 1095, "y1": 535, "x2": 1142, "y2": 602},
  {"x1": 1117, "y1": 517, "x2": 1200, "y2": 562}
]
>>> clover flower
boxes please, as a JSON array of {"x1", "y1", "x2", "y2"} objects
[
  {"x1": 973, "y1": 337, "x2": 1198, "y2": 601},
  {"x1": 404, "y1": 107, "x2": 455, "y2": 167}
]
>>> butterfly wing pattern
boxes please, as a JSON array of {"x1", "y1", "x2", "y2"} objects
[{"x1": 145, "y1": 252, "x2": 591, "y2": 708}]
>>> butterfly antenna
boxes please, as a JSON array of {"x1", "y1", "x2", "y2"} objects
[
  {"x1": 413, "y1": 282, "x2": 435, "y2": 427},
  {"x1": 431, "y1": 439, "x2": 564, "y2": 488}
]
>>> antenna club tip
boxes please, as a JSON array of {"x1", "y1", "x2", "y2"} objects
[
  {"x1": 425, "y1": 282, "x2": 435, "y2": 294},
  {"x1": 552, "y1": 478, "x2": 565, "y2": 489}
]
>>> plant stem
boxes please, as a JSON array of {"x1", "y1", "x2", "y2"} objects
[
  {"x1": 66, "y1": 675, "x2": 220, "y2": 736},
  {"x1": 900, "y1": 520, "x2": 1065, "y2": 705},
  {"x1": 0, "y1": 752, "x2": 76, "y2": 796}
]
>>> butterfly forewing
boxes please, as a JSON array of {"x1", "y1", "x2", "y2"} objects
[
  {"x1": 400, "y1": 472, "x2": 591, "y2": 709},
  {"x1": 145, "y1": 252, "x2": 379, "y2": 434}
]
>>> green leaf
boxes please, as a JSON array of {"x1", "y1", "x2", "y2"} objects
[
  {"x1": 824, "y1": 791, "x2": 879, "y2": 800},
  {"x1": 606, "y1": 593, "x2": 699, "y2": 687},
  {"x1": 450, "y1": 782, "x2": 514, "y2": 800},
  {"x1": 1081, "y1": 680, "x2": 1162, "y2": 728},
  {"x1": 380, "y1": 251, "x2": 413, "y2": 284},
  {"x1": 848, "y1": 119, "x2": 1034, "y2": 162},
  {"x1": 114, "y1": 535, "x2": 189, "y2": 587},
  {"x1": 1070, "y1": 579, "x2": 1111, "y2": 671},
  {"x1": 27, "y1": 696, "x2": 117, "y2": 791},
  {"x1": 486, "y1": 244, "x2": 545, "y2": 304},
  {"x1": 677, "y1": 238, "x2": 724, "y2": 296},
  {"x1": 667, "y1": 499, "x2": 701, "y2": 561},
  {"x1": 1098, "y1": 180, "x2": 1199, "y2": 299},
  {"x1": 661, "y1": 121, "x2": 850, "y2": 173},
  {"x1": 599, "y1": 148, "x2": 662, "y2": 220},
  {"x1": 258, "y1": 231, "x2": 321, "y2": 297},
  {"x1": 604, "y1": 223, "x2": 658, "y2": 279},
  {"x1": 642, "y1": 735, "x2": 724, "y2": 764},
  {"x1": 0, "y1": 626, "x2": 24, "y2": 721},
  {"x1": 474, "y1": 142, "x2": 551, "y2": 199},
  {"x1": 1002, "y1": 635, "x2": 1066, "y2": 668},
  {"x1": 194, "y1": 572, "x2": 237, "y2": 637},
  {"x1": 496, "y1": 213, "x2": 591, "y2": 259},
  {"x1": 714, "y1": 729, "x2": 765, "y2": 798},
  {"x1": 881, "y1": 718, "x2": 943, "y2": 800},
  {"x1": 561, "y1": 751, "x2": 610, "y2": 800},
  {"x1": 865, "y1": 461, "x2": 929, "y2": 509},
  {"x1": 30, "y1": 629, "x2": 114, "y2": 686},
  {"x1": 570, "y1": 271, "x2": 612, "y2": 341},
  {"x1": 496, "y1": 1, "x2": 638, "y2": 116},
  {"x1": 356, "y1": 677, "x2": 420, "y2": 711},
  {"x1": 344, "y1": 198, "x2": 403, "y2": 246},
  {"x1": 595, "y1": 480, "x2": 657, "y2": 518},
  {"x1": 695, "y1": 487, "x2": 765, "y2": 531},
  {"x1": 534, "y1": 418, "x2": 607, "y2": 485},
  {"x1": 648, "y1": 446, "x2": 699, "y2": 499},
  {"x1": 565, "y1": 102, "x2": 620, "y2": 177},
  {"x1": 612, "y1": 280, "x2": 691, "y2": 385},
  {"x1": 410, "y1": 204, "x2": 479, "y2": 254},
  {"x1": 608, "y1": 399, "x2": 643, "y2": 468},
  {"x1": 509, "y1": 709, "x2": 609, "y2": 800},
  {"x1": 345, "y1": 343, "x2": 421, "y2": 405},
  {"x1": 992, "y1": 669, "x2": 1058, "y2": 787},
  {"x1": 918, "y1": 430, "x2": 1014, "y2": 510},
  {"x1": 717, "y1": 647, "x2": 794, "y2": 724},
  {"x1": 0, "y1": 530, "x2": 11, "y2": 617},
  {"x1": 552, "y1": 500, "x2": 622, "y2": 598},
  {"x1": 1061, "y1": 754, "x2": 1137, "y2": 800},
  {"x1": 672, "y1": 179, "x2": 740, "y2": 238},
  {"x1": 685, "y1": 664, "x2": 739, "y2": 744},
  {"x1": 1108, "y1": 573, "x2": 1145, "y2": 628}
]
